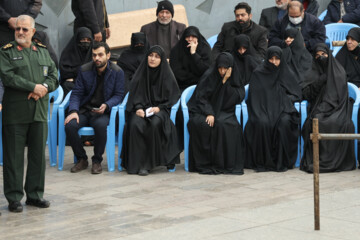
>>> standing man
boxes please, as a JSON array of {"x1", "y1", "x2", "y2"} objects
[
  {"x1": 212, "y1": 2, "x2": 268, "y2": 60},
  {"x1": 72, "y1": 0, "x2": 110, "y2": 42},
  {"x1": 65, "y1": 42, "x2": 124, "y2": 174},
  {"x1": 0, "y1": 15, "x2": 58, "y2": 213},
  {"x1": 269, "y1": 1, "x2": 325, "y2": 52},
  {"x1": 0, "y1": 0, "x2": 42, "y2": 47},
  {"x1": 140, "y1": 0, "x2": 186, "y2": 58}
]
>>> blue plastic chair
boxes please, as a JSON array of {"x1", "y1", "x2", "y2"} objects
[
  {"x1": 325, "y1": 23, "x2": 359, "y2": 50},
  {"x1": 207, "y1": 34, "x2": 218, "y2": 49},
  {"x1": 242, "y1": 85, "x2": 302, "y2": 167},
  {"x1": 57, "y1": 91, "x2": 119, "y2": 171},
  {"x1": 300, "y1": 82, "x2": 360, "y2": 166},
  {"x1": 318, "y1": 9, "x2": 327, "y2": 21},
  {"x1": 181, "y1": 85, "x2": 242, "y2": 172},
  {"x1": 47, "y1": 86, "x2": 64, "y2": 166},
  {"x1": 332, "y1": 46, "x2": 342, "y2": 57},
  {"x1": 117, "y1": 93, "x2": 180, "y2": 172}
]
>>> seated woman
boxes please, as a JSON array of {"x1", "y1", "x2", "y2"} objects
[
  {"x1": 117, "y1": 32, "x2": 149, "y2": 93},
  {"x1": 231, "y1": 34, "x2": 262, "y2": 86},
  {"x1": 244, "y1": 46, "x2": 301, "y2": 172},
  {"x1": 170, "y1": 26, "x2": 211, "y2": 149},
  {"x1": 59, "y1": 27, "x2": 93, "y2": 97},
  {"x1": 282, "y1": 28, "x2": 312, "y2": 85},
  {"x1": 336, "y1": 27, "x2": 360, "y2": 87},
  {"x1": 301, "y1": 43, "x2": 356, "y2": 173},
  {"x1": 121, "y1": 45, "x2": 181, "y2": 176},
  {"x1": 187, "y1": 52, "x2": 245, "y2": 174}
]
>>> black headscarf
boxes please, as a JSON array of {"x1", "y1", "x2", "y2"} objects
[
  {"x1": 247, "y1": 46, "x2": 301, "y2": 124},
  {"x1": 336, "y1": 28, "x2": 360, "y2": 87},
  {"x1": 59, "y1": 27, "x2": 93, "y2": 82},
  {"x1": 301, "y1": 43, "x2": 355, "y2": 172},
  {"x1": 232, "y1": 34, "x2": 262, "y2": 85},
  {"x1": 170, "y1": 26, "x2": 211, "y2": 90},
  {"x1": 117, "y1": 32, "x2": 150, "y2": 92},
  {"x1": 188, "y1": 52, "x2": 245, "y2": 116},
  {"x1": 33, "y1": 31, "x2": 59, "y2": 69},
  {"x1": 126, "y1": 45, "x2": 180, "y2": 113},
  {"x1": 282, "y1": 28, "x2": 312, "y2": 86}
]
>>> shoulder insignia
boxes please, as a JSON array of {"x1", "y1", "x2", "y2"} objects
[
  {"x1": 2, "y1": 43, "x2": 13, "y2": 50},
  {"x1": 36, "y1": 42, "x2": 47, "y2": 48}
]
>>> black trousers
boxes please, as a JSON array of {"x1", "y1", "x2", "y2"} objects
[{"x1": 65, "y1": 112, "x2": 109, "y2": 163}]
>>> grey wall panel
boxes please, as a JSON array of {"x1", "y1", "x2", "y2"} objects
[{"x1": 35, "y1": 0, "x2": 331, "y2": 56}]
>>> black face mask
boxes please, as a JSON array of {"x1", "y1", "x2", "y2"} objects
[
  {"x1": 316, "y1": 56, "x2": 328, "y2": 71},
  {"x1": 78, "y1": 42, "x2": 91, "y2": 51}
]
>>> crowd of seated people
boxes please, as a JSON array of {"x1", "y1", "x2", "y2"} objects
[{"x1": 2, "y1": 0, "x2": 359, "y2": 178}]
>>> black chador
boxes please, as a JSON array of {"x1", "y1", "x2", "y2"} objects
[
  {"x1": 117, "y1": 32, "x2": 149, "y2": 93},
  {"x1": 121, "y1": 46, "x2": 181, "y2": 175},
  {"x1": 231, "y1": 34, "x2": 262, "y2": 86},
  {"x1": 301, "y1": 43, "x2": 356, "y2": 173},
  {"x1": 187, "y1": 52, "x2": 245, "y2": 174},
  {"x1": 282, "y1": 28, "x2": 312, "y2": 86},
  {"x1": 336, "y1": 28, "x2": 360, "y2": 87},
  {"x1": 244, "y1": 46, "x2": 301, "y2": 172}
]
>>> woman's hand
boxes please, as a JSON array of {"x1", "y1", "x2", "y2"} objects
[
  {"x1": 206, "y1": 115, "x2": 215, "y2": 127},
  {"x1": 149, "y1": 107, "x2": 160, "y2": 114},
  {"x1": 222, "y1": 67, "x2": 232, "y2": 84},
  {"x1": 136, "y1": 109, "x2": 145, "y2": 118}
]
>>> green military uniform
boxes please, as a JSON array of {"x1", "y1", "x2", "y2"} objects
[{"x1": 0, "y1": 40, "x2": 58, "y2": 203}]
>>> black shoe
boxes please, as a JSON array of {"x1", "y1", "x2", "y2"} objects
[
  {"x1": 25, "y1": 198, "x2": 50, "y2": 208},
  {"x1": 91, "y1": 162, "x2": 102, "y2": 174},
  {"x1": 8, "y1": 201, "x2": 23, "y2": 213},
  {"x1": 70, "y1": 159, "x2": 89, "y2": 173},
  {"x1": 138, "y1": 169, "x2": 149, "y2": 176}
]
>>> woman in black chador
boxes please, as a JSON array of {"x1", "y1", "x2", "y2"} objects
[
  {"x1": 244, "y1": 46, "x2": 301, "y2": 172},
  {"x1": 187, "y1": 52, "x2": 245, "y2": 174},
  {"x1": 59, "y1": 27, "x2": 93, "y2": 97},
  {"x1": 282, "y1": 28, "x2": 312, "y2": 86},
  {"x1": 170, "y1": 26, "x2": 211, "y2": 92},
  {"x1": 336, "y1": 27, "x2": 360, "y2": 87},
  {"x1": 117, "y1": 32, "x2": 149, "y2": 93},
  {"x1": 121, "y1": 45, "x2": 181, "y2": 176},
  {"x1": 301, "y1": 43, "x2": 356, "y2": 173},
  {"x1": 231, "y1": 34, "x2": 262, "y2": 86}
]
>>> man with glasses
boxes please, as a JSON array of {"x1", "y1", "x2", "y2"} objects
[
  {"x1": 0, "y1": 15, "x2": 58, "y2": 213},
  {"x1": 0, "y1": 0, "x2": 42, "y2": 47}
]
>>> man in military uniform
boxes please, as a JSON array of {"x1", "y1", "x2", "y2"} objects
[{"x1": 0, "y1": 15, "x2": 58, "y2": 213}]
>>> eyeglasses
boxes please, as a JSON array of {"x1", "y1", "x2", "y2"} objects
[{"x1": 15, "y1": 27, "x2": 30, "y2": 33}]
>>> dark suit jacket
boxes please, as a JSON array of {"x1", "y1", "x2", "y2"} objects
[
  {"x1": 211, "y1": 20, "x2": 268, "y2": 60},
  {"x1": 259, "y1": 7, "x2": 279, "y2": 33},
  {"x1": 323, "y1": 0, "x2": 360, "y2": 25},
  {"x1": 269, "y1": 12, "x2": 326, "y2": 52},
  {"x1": 140, "y1": 20, "x2": 186, "y2": 54}
]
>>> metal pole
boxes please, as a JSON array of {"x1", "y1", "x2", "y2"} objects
[{"x1": 312, "y1": 118, "x2": 320, "y2": 230}]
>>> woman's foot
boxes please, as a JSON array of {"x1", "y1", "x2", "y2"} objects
[{"x1": 138, "y1": 169, "x2": 149, "y2": 176}]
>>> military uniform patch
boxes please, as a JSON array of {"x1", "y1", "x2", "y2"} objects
[
  {"x1": 2, "y1": 43, "x2": 13, "y2": 50},
  {"x1": 36, "y1": 42, "x2": 47, "y2": 48}
]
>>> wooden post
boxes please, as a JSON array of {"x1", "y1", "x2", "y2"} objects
[{"x1": 312, "y1": 118, "x2": 320, "y2": 230}]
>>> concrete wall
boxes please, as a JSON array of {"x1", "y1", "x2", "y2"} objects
[{"x1": 36, "y1": 0, "x2": 331, "y2": 57}]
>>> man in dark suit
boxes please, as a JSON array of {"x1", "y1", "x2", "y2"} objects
[
  {"x1": 212, "y1": 2, "x2": 268, "y2": 60},
  {"x1": 140, "y1": 0, "x2": 186, "y2": 59},
  {"x1": 323, "y1": 0, "x2": 360, "y2": 26},
  {"x1": 269, "y1": 0, "x2": 325, "y2": 52}
]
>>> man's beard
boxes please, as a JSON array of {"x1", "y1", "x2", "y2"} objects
[
  {"x1": 158, "y1": 17, "x2": 172, "y2": 25},
  {"x1": 15, "y1": 37, "x2": 27, "y2": 44},
  {"x1": 275, "y1": 3, "x2": 287, "y2": 9},
  {"x1": 95, "y1": 61, "x2": 107, "y2": 68}
]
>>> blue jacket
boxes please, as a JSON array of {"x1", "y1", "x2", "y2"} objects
[
  {"x1": 323, "y1": 0, "x2": 360, "y2": 25},
  {"x1": 69, "y1": 61, "x2": 125, "y2": 113},
  {"x1": 269, "y1": 12, "x2": 326, "y2": 52}
]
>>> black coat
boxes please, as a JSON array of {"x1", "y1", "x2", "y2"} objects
[
  {"x1": 259, "y1": 7, "x2": 281, "y2": 33},
  {"x1": 269, "y1": 12, "x2": 326, "y2": 52},
  {"x1": 71, "y1": 0, "x2": 109, "y2": 35},
  {"x1": 212, "y1": 20, "x2": 268, "y2": 60},
  {"x1": 299, "y1": 0, "x2": 319, "y2": 16},
  {"x1": 323, "y1": 0, "x2": 360, "y2": 25}
]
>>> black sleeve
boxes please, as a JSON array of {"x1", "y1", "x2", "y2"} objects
[
  {"x1": 77, "y1": 0, "x2": 101, "y2": 34},
  {"x1": 25, "y1": 0, "x2": 42, "y2": 19},
  {"x1": 268, "y1": 20, "x2": 285, "y2": 48}
]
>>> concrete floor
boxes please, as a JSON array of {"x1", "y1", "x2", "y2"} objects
[{"x1": 1, "y1": 147, "x2": 360, "y2": 240}]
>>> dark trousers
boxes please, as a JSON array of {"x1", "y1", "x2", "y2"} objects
[
  {"x1": 3, "y1": 122, "x2": 47, "y2": 203},
  {"x1": 65, "y1": 112, "x2": 109, "y2": 163}
]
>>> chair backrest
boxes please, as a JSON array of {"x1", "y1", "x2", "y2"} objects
[
  {"x1": 181, "y1": 85, "x2": 196, "y2": 109},
  {"x1": 348, "y1": 82, "x2": 360, "y2": 104},
  {"x1": 325, "y1": 23, "x2": 359, "y2": 49},
  {"x1": 48, "y1": 86, "x2": 64, "y2": 118},
  {"x1": 207, "y1": 34, "x2": 218, "y2": 49},
  {"x1": 244, "y1": 84, "x2": 249, "y2": 101},
  {"x1": 318, "y1": 9, "x2": 327, "y2": 21}
]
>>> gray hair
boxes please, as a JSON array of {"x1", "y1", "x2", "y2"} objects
[{"x1": 16, "y1": 15, "x2": 35, "y2": 28}]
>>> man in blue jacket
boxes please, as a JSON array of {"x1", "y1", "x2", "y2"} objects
[
  {"x1": 65, "y1": 42, "x2": 124, "y2": 174},
  {"x1": 323, "y1": 0, "x2": 360, "y2": 26},
  {"x1": 269, "y1": 1, "x2": 325, "y2": 52}
]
